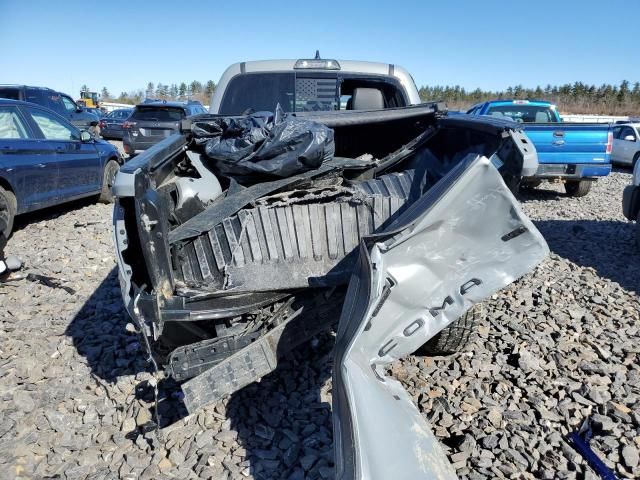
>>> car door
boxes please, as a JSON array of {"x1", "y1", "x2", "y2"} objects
[
  {"x1": 0, "y1": 105, "x2": 60, "y2": 212},
  {"x1": 60, "y1": 94, "x2": 87, "y2": 127},
  {"x1": 25, "y1": 105, "x2": 102, "y2": 201},
  {"x1": 611, "y1": 126, "x2": 623, "y2": 163},
  {"x1": 332, "y1": 155, "x2": 549, "y2": 479}
]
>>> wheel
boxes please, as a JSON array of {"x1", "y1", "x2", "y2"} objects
[
  {"x1": 419, "y1": 303, "x2": 482, "y2": 356},
  {"x1": 632, "y1": 152, "x2": 640, "y2": 170},
  {"x1": 98, "y1": 159, "x2": 120, "y2": 203},
  {"x1": 0, "y1": 186, "x2": 17, "y2": 244},
  {"x1": 565, "y1": 180, "x2": 592, "y2": 197}
]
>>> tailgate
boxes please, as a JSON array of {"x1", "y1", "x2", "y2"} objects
[
  {"x1": 333, "y1": 154, "x2": 549, "y2": 479},
  {"x1": 524, "y1": 123, "x2": 610, "y2": 164}
]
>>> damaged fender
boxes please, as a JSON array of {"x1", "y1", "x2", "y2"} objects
[{"x1": 333, "y1": 154, "x2": 549, "y2": 479}]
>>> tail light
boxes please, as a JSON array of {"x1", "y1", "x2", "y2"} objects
[
  {"x1": 606, "y1": 131, "x2": 613, "y2": 154},
  {"x1": 123, "y1": 143, "x2": 131, "y2": 154},
  {"x1": 123, "y1": 121, "x2": 136, "y2": 129},
  {"x1": 98, "y1": 120, "x2": 106, "y2": 129}
]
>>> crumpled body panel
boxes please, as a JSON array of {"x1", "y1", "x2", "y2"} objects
[{"x1": 333, "y1": 155, "x2": 549, "y2": 479}]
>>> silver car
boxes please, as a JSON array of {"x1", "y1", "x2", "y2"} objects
[{"x1": 611, "y1": 123, "x2": 640, "y2": 167}]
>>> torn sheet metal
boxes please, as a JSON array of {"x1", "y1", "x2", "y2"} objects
[{"x1": 332, "y1": 155, "x2": 549, "y2": 479}]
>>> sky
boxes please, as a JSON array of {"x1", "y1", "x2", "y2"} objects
[{"x1": 2, "y1": 0, "x2": 639, "y2": 98}]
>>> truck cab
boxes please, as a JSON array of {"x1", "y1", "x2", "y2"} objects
[
  {"x1": 209, "y1": 57, "x2": 422, "y2": 115},
  {"x1": 468, "y1": 99, "x2": 612, "y2": 197}
]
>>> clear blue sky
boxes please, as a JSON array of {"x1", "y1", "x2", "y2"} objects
[{"x1": 1, "y1": 0, "x2": 638, "y2": 97}]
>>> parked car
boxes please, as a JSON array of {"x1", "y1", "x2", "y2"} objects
[
  {"x1": 0, "y1": 99, "x2": 122, "y2": 241},
  {"x1": 622, "y1": 160, "x2": 640, "y2": 246},
  {"x1": 611, "y1": 123, "x2": 640, "y2": 167},
  {"x1": 0, "y1": 85, "x2": 99, "y2": 130},
  {"x1": 85, "y1": 107, "x2": 106, "y2": 119},
  {"x1": 467, "y1": 99, "x2": 612, "y2": 197},
  {"x1": 99, "y1": 108, "x2": 133, "y2": 140},
  {"x1": 122, "y1": 101, "x2": 207, "y2": 156}
]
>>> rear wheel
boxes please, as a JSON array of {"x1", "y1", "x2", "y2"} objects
[
  {"x1": 419, "y1": 303, "x2": 482, "y2": 356},
  {"x1": 98, "y1": 159, "x2": 120, "y2": 204},
  {"x1": 0, "y1": 186, "x2": 17, "y2": 245},
  {"x1": 565, "y1": 180, "x2": 592, "y2": 197}
]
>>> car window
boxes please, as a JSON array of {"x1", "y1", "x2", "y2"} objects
[
  {"x1": 0, "y1": 88, "x2": 21, "y2": 101},
  {"x1": 131, "y1": 107, "x2": 186, "y2": 121},
  {"x1": 0, "y1": 107, "x2": 29, "y2": 139},
  {"x1": 24, "y1": 87, "x2": 48, "y2": 106},
  {"x1": 612, "y1": 126, "x2": 622, "y2": 139},
  {"x1": 621, "y1": 126, "x2": 636, "y2": 140},
  {"x1": 28, "y1": 108, "x2": 79, "y2": 140},
  {"x1": 220, "y1": 73, "x2": 295, "y2": 115},
  {"x1": 486, "y1": 104, "x2": 557, "y2": 123},
  {"x1": 295, "y1": 77, "x2": 338, "y2": 112},
  {"x1": 61, "y1": 96, "x2": 77, "y2": 112},
  {"x1": 43, "y1": 93, "x2": 66, "y2": 115}
]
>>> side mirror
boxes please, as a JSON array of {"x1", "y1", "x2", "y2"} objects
[
  {"x1": 80, "y1": 130, "x2": 92, "y2": 142},
  {"x1": 624, "y1": 135, "x2": 636, "y2": 142},
  {"x1": 76, "y1": 106, "x2": 84, "y2": 113}
]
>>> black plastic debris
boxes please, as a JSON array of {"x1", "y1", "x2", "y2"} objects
[{"x1": 195, "y1": 106, "x2": 335, "y2": 183}]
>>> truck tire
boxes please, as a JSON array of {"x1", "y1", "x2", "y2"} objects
[
  {"x1": 0, "y1": 186, "x2": 16, "y2": 242},
  {"x1": 565, "y1": 180, "x2": 592, "y2": 197},
  {"x1": 98, "y1": 159, "x2": 120, "y2": 204},
  {"x1": 419, "y1": 303, "x2": 482, "y2": 356}
]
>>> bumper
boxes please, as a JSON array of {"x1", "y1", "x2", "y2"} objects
[
  {"x1": 622, "y1": 185, "x2": 640, "y2": 220},
  {"x1": 531, "y1": 163, "x2": 611, "y2": 179}
]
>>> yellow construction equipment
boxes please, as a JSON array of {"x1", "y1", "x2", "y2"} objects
[{"x1": 77, "y1": 91, "x2": 99, "y2": 108}]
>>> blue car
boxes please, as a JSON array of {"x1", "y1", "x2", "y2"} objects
[{"x1": 0, "y1": 99, "x2": 122, "y2": 242}]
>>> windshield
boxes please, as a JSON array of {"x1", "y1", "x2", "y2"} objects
[
  {"x1": 132, "y1": 107, "x2": 185, "y2": 122},
  {"x1": 486, "y1": 104, "x2": 558, "y2": 123}
]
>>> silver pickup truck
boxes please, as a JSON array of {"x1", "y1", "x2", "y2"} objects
[{"x1": 112, "y1": 58, "x2": 548, "y2": 479}]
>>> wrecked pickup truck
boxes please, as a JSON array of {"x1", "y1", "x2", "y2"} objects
[{"x1": 112, "y1": 102, "x2": 549, "y2": 478}]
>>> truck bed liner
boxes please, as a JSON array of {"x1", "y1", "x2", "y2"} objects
[{"x1": 174, "y1": 171, "x2": 415, "y2": 293}]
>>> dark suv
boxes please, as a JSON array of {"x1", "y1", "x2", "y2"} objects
[
  {"x1": 0, "y1": 85, "x2": 99, "y2": 130},
  {"x1": 122, "y1": 100, "x2": 206, "y2": 155}
]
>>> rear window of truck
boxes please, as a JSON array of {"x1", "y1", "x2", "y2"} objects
[
  {"x1": 219, "y1": 73, "x2": 409, "y2": 115},
  {"x1": 132, "y1": 107, "x2": 185, "y2": 121},
  {"x1": 486, "y1": 104, "x2": 558, "y2": 123}
]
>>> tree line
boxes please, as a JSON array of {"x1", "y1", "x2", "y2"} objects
[
  {"x1": 86, "y1": 79, "x2": 640, "y2": 115},
  {"x1": 418, "y1": 80, "x2": 640, "y2": 115},
  {"x1": 86, "y1": 80, "x2": 217, "y2": 106}
]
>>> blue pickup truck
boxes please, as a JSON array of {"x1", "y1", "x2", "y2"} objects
[{"x1": 467, "y1": 100, "x2": 612, "y2": 197}]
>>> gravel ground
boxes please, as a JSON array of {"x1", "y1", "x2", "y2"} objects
[{"x1": 1, "y1": 168, "x2": 639, "y2": 480}]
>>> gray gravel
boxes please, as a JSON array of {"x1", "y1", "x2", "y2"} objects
[{"x1": 1, "y1": 169, "x2": 639, "y2": 479}]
